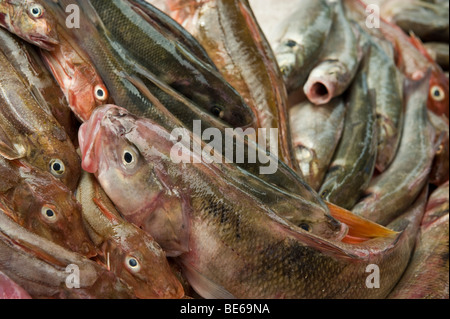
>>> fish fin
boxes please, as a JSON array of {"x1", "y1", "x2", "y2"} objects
[
  {"x1": 0, "y1": 127, "x2": 24, "y2": 160},
  {"x1": 181, "y1": 262, "x2": 236, "y2": 299},
  {"x1": 327, "y1": 202, "x2": 398, "y2": 242}
]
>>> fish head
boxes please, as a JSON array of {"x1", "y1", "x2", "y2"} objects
[
  {"x1": 79, "y1": 105, "x2": 171, "y2": 220},
  {"x1": 10, "y1": 162, "x2": 97, "y2": 257},
  {"x1": 40, "y1": 39, "x2": 111, "y2": 122},
  {"x1": 106, "y1": 226, "x2": 184, "y2": 299},
  {"x1": 274, "y1": 35, "x2": 305, "y2": 86},
  {"x1": 26, "y1": 124, "x2": 81, "y2": 191},
  {"x1": 428, "y1": 71, "x2": 449, "y2": 118},
  {"x1": 0, "y1": 0, "x2": 59, "y2": 50}
]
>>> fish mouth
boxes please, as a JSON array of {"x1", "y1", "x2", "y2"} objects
[
  {"x1": 304, "y1": 78, "x2": 336, "y2": 105},
  {"x1": 79, "y1": 106, "x2": 114, "y2": 173},
  {"x1": 29, "y1": 35, "x2": 59, "y2": 51}
]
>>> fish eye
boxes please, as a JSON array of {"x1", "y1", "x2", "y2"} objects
[
  {"x1": 122, "y1": 146, "x2": 139, "y2": 168},
  {"x1": 94, "y1": 85, "x2": 108, "y2": 102},
  {"x1": 41, "y1": 205, "x2": 58, "y2": 223},
  {"x1": 211, "y1": 105, "x2": 224, "y2": 118},
  {"x1": 125, "y1": 256, "x2": 141, "y2": 272},
  {"x1": 320, "y1": 190, "x2": 329, "y2": 198},
  {"x1": 29, "y1": 4, "x2": 44, "y2": 18},
  {"x1": 430, "y1": 86, "x2": 445, "y2": 102},
  {"x1": 49, "y1": 159, "x2": 66, "y2": 177},
  {"x1": 286, "y1": 39, "x2": 297, "y2": 48},
  {"x1": 299, "y1": 223, "x2": 311, "y2": 232}
]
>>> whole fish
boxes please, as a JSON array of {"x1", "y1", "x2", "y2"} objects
[
  {"x1": 303, "y1": 0, "x2": 361, "y2": 105},
  {"x1": 0, "y1": 157, "x2": 96, "y2": 257},
  {"x1": 0, "y1": 204, "x2": 135, "y2": 299},
  {"x1": 158, "y1": 0, "x2": 298, "y2": 171},
  {"x1": 79, "y1": 104, "x2": 426, "y2": 299},
  {"x1": 358, "y1": 26, "x2": 404, "y2": 172},
  {"x1": 76, "y1": 171, "x2": 185, "y2": 299},
  {"x1": 78, "y1": 0, "x2": 257, "y2": 130},
  {"x1": 380, "y1": 0, "x2": 449, "y2": 43},
  {"x1": 343, "y1": 0, "x2": 449, "y2": 119},
  {"x1": 40, "y1": 25, "x2": 112, "y2": 122},
  {"x1": 289, "y1": 98, "x2": 346, "y2": 191},
  {"x1": 0, "y1": 0, "x2": 59, "y2": 50},
  {"x1": 319, "y1": 57, "x2": 378, "y2": 210},
  {"x1": 0, "y1": 28, "x2": 78, "y2": 143},
  {"x1": 43, "y1": 0, "x2": 345, "y2": 237},
  {"x1": 0, "y1": 49, "x2": 81, "y2": 191},
  {"x1": 428, "y1": 111, "x2": 449, "y2": 185},
  {"x1": 270, "y1": 0, "x2": 333, "y2": 92},
  {"x1": 388, "y1": 186, "x2": 449, "y2": 299},
  {"x1": 352, "y1": 75, "x2": 436, "y2": 226},
  {"x1": 0, "y1": 270, "x2": 31, "y2": 299},
  {"x1": 424, "y1": 42, "x2": 449, "y2": 71}
]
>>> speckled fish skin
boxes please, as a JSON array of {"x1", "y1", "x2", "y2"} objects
[
  {"x1": 319, "y1": 57, "x2": 378, "y2": 210},
  {"x1": 0, "y1": 157, "x2": 96, "y2": 258},
  {"x1": 0, "y1": 205, "x2": 136, "y2": 299},
  {"x1": 79, "y1": 105, "x2": 347, "y2": 253},
  {"x1": 358, "y1": 27, "x2": 404, "y2": 173},
  {"x1": 388, "y1": 187, "x2": 449, "y2": 299},
  {"x1": 290, "y1": 98, "x2": 346, "y2": 191},
  {"x1": 352, "y1": 75, "x2": 436, "y2": 226},
  {"x1": 0, "y1": 270, "x2": 31, "y2": 299},
  {"x1": 0, "y1": 0, "x2": 59, "y2": 50},
  {"x1": 84, "y1": 0, "x2": 257, "y2": 130},
  {"x1": 303, "y1": 0, "x2": 361, "y2": 105},
  {"x1": 0, "y1": 49, "x2": 81, "y2": 191},
  {"x1": 0, "y1": 28, "x2": 78, "y2": 143},
  {"x1": 45, "y1": 0, "x2": 338, "y2": 233},
  {"x1": 76, "y1": 171, "x2": 185, "y2": 299},
  {"x1": 271, "y1": 0, "x2": 333, "y2": 92},
  {"x1": 422, "y1": 181, "x2": 449, "y2": 226},
  {"x1": 161, "y1": 0, "x2": 298, "y2": 172},
  {"x1": 78, "y1": 114, "x2": 428, "y2": 298}
]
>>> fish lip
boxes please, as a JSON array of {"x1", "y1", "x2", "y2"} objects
[{"x1": 29, "y1": 35, "x2": 59, "y2": 51}]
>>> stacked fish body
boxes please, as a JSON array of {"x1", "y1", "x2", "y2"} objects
[{"x1": 0, "y1": 0, "x2": 447, "y2": 299}]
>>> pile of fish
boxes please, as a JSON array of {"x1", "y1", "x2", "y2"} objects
[{"x1": 0, "y1": 0, "x2": 448, "y2": 299}]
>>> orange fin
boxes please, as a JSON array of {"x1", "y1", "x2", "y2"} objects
[{"x1": 326, "y1": 202, "x2": 398, "y2": 242}]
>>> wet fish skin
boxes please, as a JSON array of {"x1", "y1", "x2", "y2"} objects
[
  {"x1": 85, "y1": 0, "x2": 256, "y2": 130},
  {"x1": 319, "y1": 56, "x2": 378, "y2": 210},
  {"x1": 45, "y1": 0, "x2": 341, "y2": 236},
  {"x1": 0, "y1": 204, "x2": 136, "y2": 299},
  {"x1": 352, "y1": 75, "x2": 436, "y2": 226},
  {"x1": 343, "y1": 0, "x2": 449, "y2": 119},
  {"x1": 0, "y1": 157, "x2": 97, "y2": 258},
  {"x1": 422, "y1": 181, "x2": 449, "y2": 226},
  {"x1": 0, "y1": 0, "x2": 59, "y2": 50},
  {"x1": 0, "y1": 270, "x2": 32, "y2": 299},
  {"x1": 76, "y1": 171, "x2": 185, "y2": 299},
  {"x1": 428, "y1": 111, "x2": 449, "y2": 186},
  {"x1": 424, "y1": 42, "x2": 449, "y2": 71},
  {"x1": 358, "y1": 26, "x2": 404, "y2": 172},
  {"x1": 380, "y1": 0, "x2": 449, "y2": 43},
  {"x1": 388, "y1": 195, "x2": 449, "y2": 299},
  {"x1": 79, "y1": 105, "x2": 347, "y2": 252},
  {"x1": 0, "y1": 28, "x2": 78, "y2": 143},
  {"x1": 271, "y1": 0, "x2": 333, "y2": 92},
  {"x1": 163, "y1": 0, "x2": 298, "y2": 172},
  {"x1": 40, "y1": 25, "x2": 112, "y2": 122},
  {"x1": 0, "y1": 49, "x2": 81, "y2": 191},
  {"x1": 290, "y1": 98, "x2": 346, "y2": 191},
  {"x1": 79, "y1": 105, "x2": 427, "y2": 298},
  {"x1": 303, "y1": 0, "x2": 361, "y2": 105}
]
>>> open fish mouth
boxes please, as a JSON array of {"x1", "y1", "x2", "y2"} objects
[{"x1": 29, "y1": 35, "x2": 59, "y2": 50}]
